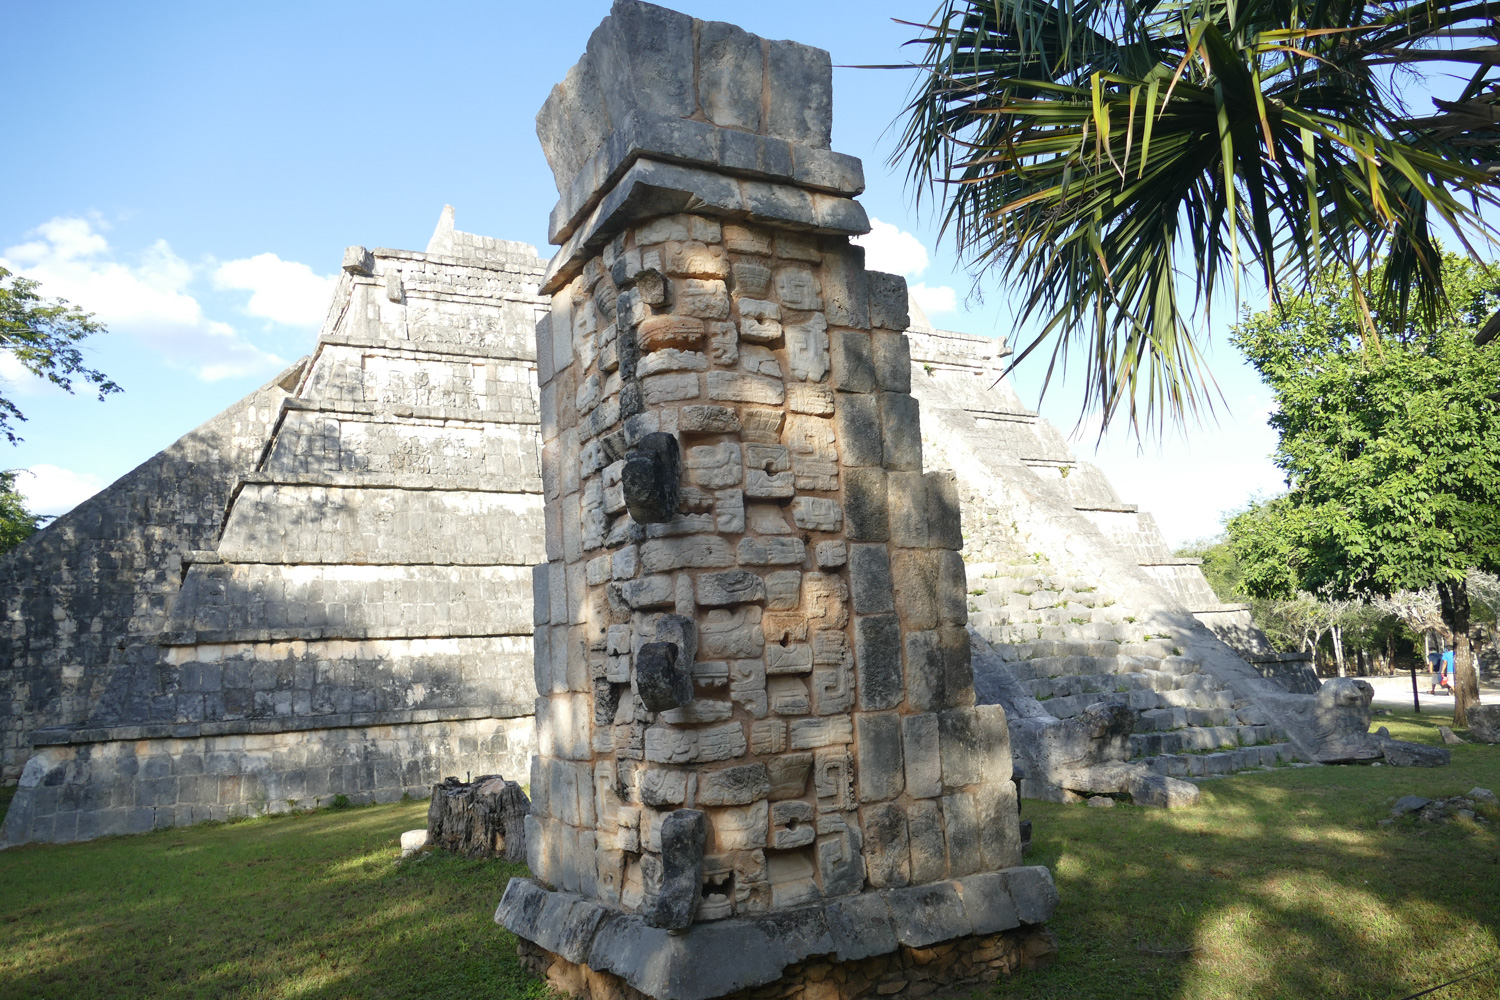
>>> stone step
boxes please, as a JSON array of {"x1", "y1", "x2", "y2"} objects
[
  {"x1": 1028, "y1": 672, "x2": 1149, "y2": 700},
  {"x1": 1152, "y1": 689, "x2": 1236, "y2": 710},
  {"x1": 1140, "y1": 743, "x2": 1299, "y2": 777},
  {"x1": 1130, "y1": 724, "x2": 1262, "y2": 755},
  {"x1": 1015, "y1": 655, "x2": 1132, "y2": 679},
  {"x1": 1118, "y1": 639, "x2": 1180, "y2": 659},
  {"x1": 988, "y1": 638, "x2": 1130, "y2": 660}
]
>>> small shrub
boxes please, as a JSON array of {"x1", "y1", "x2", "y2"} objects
[{"x1": 329, "y1": 794, "x2": 352, "y2": 810}]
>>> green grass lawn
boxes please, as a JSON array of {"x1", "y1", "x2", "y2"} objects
[
  {"x1": 0, "y1": 709, "x2": 1495, "y2": 1000},
  {"x1": 994, "y1": 708, "x2": 1500, "y2": 1000},
  {"x1": 0, "y1": 799, "x2": 549, "y2": 1000}
]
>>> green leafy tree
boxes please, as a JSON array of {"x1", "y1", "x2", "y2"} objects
[
  {"x1": 895, "y1": 0, "x2": 1500, "y2": 433},
  {"x1": 1228, "y1": 253, "x2": 1500, "y2": 724},
  {"x1": 0, "y1": 266, "x2": 120, "y2": 444},
  {"x1": 0, "y1": 471, "x2": 46, "y2": 555}
]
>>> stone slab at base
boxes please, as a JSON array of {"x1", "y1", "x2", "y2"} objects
[
  {"x1": 496, "y1": 868, "x2": 1059, "y2": 1000},
  {"x1": 519, "y1": 926, "x2": 1058, "y2": 1000}
]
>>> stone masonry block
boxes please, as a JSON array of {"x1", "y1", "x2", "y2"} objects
[
  {"x1": 867, "y1": 272, "x2": 910, "y2": 331},
  {"x1": 871, "y1": 333, "x2": 911, "y2": 393},
  {"x1": 936, "y1": 550, "x2": 967, "y2": 626},
  {"x1": 831, "y1": 330, "x2": 876, "y2": 393},
  {"x1": 900, "y1": 800, "x2": 943, "y2": 885},
  {"x1": 940, "y1": 625, "x2": 975, "y2": 709},
  {"x1": 820, "y1": 245, "x2": 869, "y2": 330},
  {"x1": 860, "y1": 802, "x2": 910, "y2": 889},
  {"x1": 902, "y1": 712, "x2": 942, "y2": 799},
  {"x1": 880, "y1": 393, "x2": 922, "y2": 472},
  {"x1": 848, "y1": 544, "x2": 894, "y2": 615},
  {"x1": 842, "y1": 467, "x2": 888, "y2": 542},
  {"x1": 622, "y1": 432, "x2": 681, "y2": 523},
  {"x1": 924, "y1": 471, "x2": 963, "y2": 550},
  {"x1": 696, "y1": 570, "x2": 768, "y2": 607},
  {"x1": 646, "y1": 808, "x2": 707, "y2": 930},
  {"x1": 941, "y1": 791, "x2": 982, "y2": 877},
  {"x1": 890, "y1": 550, "x2": 938, "y2": 632},
  {"x1": 854, "y1": 614, "x2": 903, "y2": 711},
  {"x1": 835, "y1": 393, "x2": 881, "y2": 467},
  {"x1": 903, "y1": 630, "x2": 943, "y2": 713},
  {"x1": 887, "y1": 471, "x2": 927, "y2": 549},
  {"x1": 976, "y1": 781, "x2": 1023, "y2": 870},
  {"x1": 697, "y1": 20, "x2": 762, "y2": 132},
  {"x1": 766, "y1": 38, "x2": 833, "y2": 147},
  {"x1": 696, "y1": 762, "x2": 770, "y2": 807},
  {"x1": 585, "y1": 0, "x2": 697, "y2": 125},
  {"x1": 855, "y1": 712, "x2": 904, "y2": 802}
]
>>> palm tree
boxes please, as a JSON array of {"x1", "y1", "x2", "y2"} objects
[{"x1": 894, "y1": 0, "x2": 1500, "y2": 433}]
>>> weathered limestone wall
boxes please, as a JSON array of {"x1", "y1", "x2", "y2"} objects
[
  {"x1": 520, "y1": 211, "x2": 1022, "y2": 912},
  {"x1": 6, "y1": 716, "x2": 531, "y2": 843},
  {"x1": 0, "y1": 213, "x2": 550, "y2": 846},
  {"x1": 496, "y1": 6, "x2": 1056, "y2": 999},
  {"x1": 0, "y1": 372, "x2": 297, "y2": 783}
]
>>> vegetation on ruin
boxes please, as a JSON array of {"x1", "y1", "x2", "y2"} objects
[
  {"x1": 0, "y1": 471, "x2": 46, "y2": 555},
  {"x1": 0, "y1": 713, "x2": 1492, "y2": 1000},
  {"x1": 894, "y1": 0, "x2": 1500, "y2": 433},
  {"x1": 1222, "y1": 253, "x2": 1500, "y2": 723},
  {"x1": 0, "y1": 267, "x2": 120, "y2": 445}
]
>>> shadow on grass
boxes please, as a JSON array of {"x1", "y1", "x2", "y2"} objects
[
  {"x1": 989, "y1": 712, "x2": 1500, "y2": 1000},
  {"x1": 0, "y1": 801, "x2": 553, "y2": 1000}
]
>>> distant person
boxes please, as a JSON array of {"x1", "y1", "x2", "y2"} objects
[
  {"x1": 1429, "y1": 650, "x2": 1443, "y2": 694},
  {"x1": 1441, "y1": 649, "x2": 1456, "y2": 695}
]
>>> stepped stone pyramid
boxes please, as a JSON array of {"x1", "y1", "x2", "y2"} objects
[
  {"x1": 904, "y1": 305, "x2": 1441, "y2": 797},
  {"x1": 0, "y1": 211, "x2": 549, "y2": 845},
  {"x1": 0, "y1": 8, "x2": 1421, "y2": 850}
]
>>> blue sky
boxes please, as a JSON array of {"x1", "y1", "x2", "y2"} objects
[{"x1": 1, "y1": 0, "x2": 1286, "y2": 546}]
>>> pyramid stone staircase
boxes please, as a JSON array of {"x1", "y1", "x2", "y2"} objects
[{"x1": 901, "y1": 305, "x2": 1323, "y2": 799}]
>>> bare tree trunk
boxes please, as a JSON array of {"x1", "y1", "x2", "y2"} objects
[
  {"x1": 1332, "y1": 624, "x2": 1347, "y2": 678},
  {"x1": 1437, "y1": 580, "x2": 1479, "y2": 727}
]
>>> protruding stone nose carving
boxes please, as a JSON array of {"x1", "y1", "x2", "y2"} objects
[
  {"x1": 623, "y1": 431, "x2": 681, "y2": 522},
  {"x1": 647, "y1": 808, "x2": 707, "y2": 930},
  {"x1": 636, "y1": 641, "x2": 692, "y2": 711}
]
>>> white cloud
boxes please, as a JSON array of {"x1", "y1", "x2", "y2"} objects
[
  {"x1": 854, "y1": 218, "x2": 931, "y2": 277},
  {"x1": 16, "y1": 464, "x2": 105, "y2": 517},
  {"x1": 910, "y1": 282, "x2": 957, "y2": 315},
  {"x1": 854, "y1": 218, "x2": 959, "y2": 317},
  {"x1": 1, "y1": 217, "x2": 287, "y2": 382},
  {"x1": 214, "y1": 253, "x2": 335, "y2": 326}
]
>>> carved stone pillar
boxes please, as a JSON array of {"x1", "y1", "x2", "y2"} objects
[{"x1": 495, "y1": 4, "x2": 1058, "y2": 997}]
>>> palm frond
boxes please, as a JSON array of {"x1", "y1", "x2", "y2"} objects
[{"x1": 894, "y1": 0, "x2": 1500, "y2": 434}]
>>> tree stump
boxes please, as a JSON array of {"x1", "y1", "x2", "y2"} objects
[{"x1": 426, "y1": 774, "x2": 530, "y2": 861}]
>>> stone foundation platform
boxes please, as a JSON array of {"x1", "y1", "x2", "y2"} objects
[
  {"x1": 496, "y1": 868, "x2": 1059, "y2": 1000},
  {"x1": 519, "y1": 926, "x2": 1058, "y2": 1000},
  {"x1": 1, "y1": 715, "x2": 534, "y2": 846}
]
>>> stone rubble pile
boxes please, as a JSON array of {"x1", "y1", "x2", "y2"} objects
[{"x1": 1382, "y1": 787, "x2": 1497, "y2": 826}]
